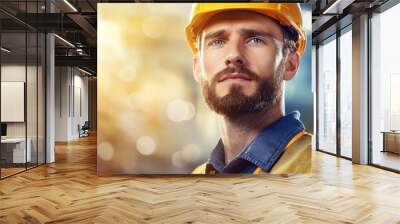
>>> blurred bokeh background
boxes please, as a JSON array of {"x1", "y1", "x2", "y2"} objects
[{"x1": 97, "y1": 3, "x2": 312, "y2": 175}]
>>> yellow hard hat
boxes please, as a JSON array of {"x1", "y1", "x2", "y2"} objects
[{"x1": 185, "y1": 3, "x2": 306, "y2": 56}]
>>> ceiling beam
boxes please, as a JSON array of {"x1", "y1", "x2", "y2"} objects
[
  {"x1": 55, "y1": 55, "x2": 96, "y2": 70},
  {"x1": 67, "y1": 13, "x2": 97, "y2": 39},
  {"x1": 322, "y1": 0, "x2": 356, "y2": 14}
]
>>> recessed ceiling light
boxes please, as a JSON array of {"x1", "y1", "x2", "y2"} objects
[
  {"x1": 1, "y1": 47, "x2": 11, "y2": 53},
  {"x1": 54, "y1": 34, "x2": 75, "y2": 48},
  {"x1": 78, "y1": 67, "x2": 93, "y2": 76},
  {"x1": 63, "y1": 0, "x2": 78, "y2": 12}
]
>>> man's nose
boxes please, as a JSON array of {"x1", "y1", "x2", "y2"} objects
[{"x1": 224, "y1": 42, "x2": 246, "y2": 67}]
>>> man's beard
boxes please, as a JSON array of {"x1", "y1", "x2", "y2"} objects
[{"x1": 201, "y1": 63, "x2": 283, "y2": 119}]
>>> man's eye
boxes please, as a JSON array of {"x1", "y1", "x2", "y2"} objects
[
  {"x1": 247, "y1": 37, "x2": 265, "y2": 45},
  {"x1": 208, "y1": 39, "x2": 225, "y2": 47}
]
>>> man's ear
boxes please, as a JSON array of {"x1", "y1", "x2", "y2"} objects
[
  {"x1": 283, "y1": 51, "x2": 300, "y2": 81},
  {"x1": 192, "y1": 55, "x2": 201, "y2": 83}
]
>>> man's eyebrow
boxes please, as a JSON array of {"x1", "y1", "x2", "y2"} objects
[
  {"x1": 239, "y1": 28, "x2": 276, "y2": 39},
  {"x1": 203, "y1": 28, "x2": 277, "y2": 40},
  {"x1": 203, "y1": 29, "x2": 226, "y2": 42}
]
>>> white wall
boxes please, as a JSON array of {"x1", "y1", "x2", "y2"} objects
[
  {"x1": 1, "y1": 65, "x2": 37, "y2": 138},
  {"x1": 55, "y1": 66, "x2": 69, "y2": 141},
  {"x1": 1, "y1": 65, "x2": 27, "y2": 141},
  {"x1": 55, "y1": 67, "x2": 89, "y2": 141}
]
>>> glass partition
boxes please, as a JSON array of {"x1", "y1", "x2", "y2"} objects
[
  {"x1": 339, "y1": 28, "x2": 352, "y2": 158},
  {"x1": 1, "y1": 30, "x2": 28, "y2": 177},
  {"x1": 27, "y1": 30, "x2": 38, "y2": 169},
  {"x1": 38, "y1": 32, "x2": 45, "y2": 165},
  {"x1": 317, "y1": 36, "x2": 337, "y2": 155},
  {"x1": 371, "y1": 3, "x2": 400, "y2": 171},
  {"x1": 0, "y1": 1, "x2": 46, "y2": 179}
]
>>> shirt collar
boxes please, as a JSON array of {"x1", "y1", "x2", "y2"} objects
[{"x1": 208, "y1": 111, "x2": 305, "y2": 173}]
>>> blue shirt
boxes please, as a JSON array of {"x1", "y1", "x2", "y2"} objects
[{"x1": 204, "y1": 111, "x2": 305, "y2": 174}]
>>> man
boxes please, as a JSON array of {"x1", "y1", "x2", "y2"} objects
[{"x1": 184, "y1": 3, "x2": 311, "y2": 174}]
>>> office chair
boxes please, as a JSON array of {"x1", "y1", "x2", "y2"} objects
[{"x1": 79, "y1": 121, "x2": 90, "y2": 138}]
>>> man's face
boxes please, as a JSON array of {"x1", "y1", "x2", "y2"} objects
[{"x1": 193, "y1": 10, "x2": 293, "y2": 118}]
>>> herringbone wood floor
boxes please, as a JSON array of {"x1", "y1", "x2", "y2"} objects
[{"x1": 1, "y1": 134, "x2": 400, "y2": 224}]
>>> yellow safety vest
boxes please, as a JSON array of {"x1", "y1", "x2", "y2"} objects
[{"x1": 192, "y1": 131, "x2": 312, "y2": 174}]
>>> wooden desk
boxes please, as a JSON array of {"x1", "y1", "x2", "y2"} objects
[
  {"x1": 382, "y1": 131, "x2": 400, "y2": 154},
  {"x1": 1, "y1": 138, "x2": 32, "y2": 163}
]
